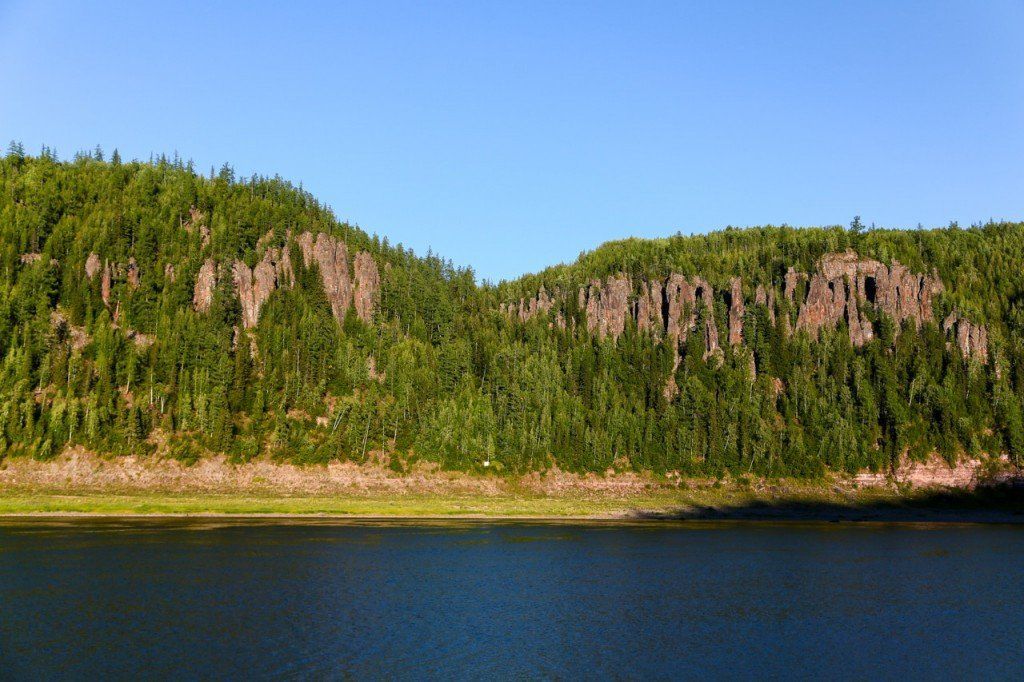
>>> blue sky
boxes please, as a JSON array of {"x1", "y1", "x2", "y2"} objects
[{"x1": 1, "y1": 1, "x2": 1022, "y2": 282}]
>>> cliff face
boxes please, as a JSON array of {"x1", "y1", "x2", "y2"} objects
[
  {"x1": 796, "y1": 250, "x2": 943, "y2": 345},
  {"x1": 944, "y1": 312, "x2": 989, "y2": 363},
  {"x1": 506, "y1": 250, "x2": 987, "y2": 363},
  {"x1": 182, "y1": 231, "x2": 380, "y2": 330},
  {"x1": 87, "y1": 255, "x2": 139, "y2": 308},
  {"x1": 727, "y1": 277, "x2": 744, "y2": 346},
  {"x1": 232, "y1": 248, "x2": 290, "y2": 329},
  {"x1": 192, "y1": 258, "x2": 217, "y2": 313},
  {"x1": 304, "y1": 232, "x2": 352, "y2": 324},
  {"x1": 504, "y1": 287, "x2": 564, "y2": 329},
  {"x1": 352, "y1": 251, "x2": 381, "y2": 323}
]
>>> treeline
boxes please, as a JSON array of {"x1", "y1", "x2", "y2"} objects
[{"x1": 1, "y1": 147, "x2": 1022, "y2": 477}]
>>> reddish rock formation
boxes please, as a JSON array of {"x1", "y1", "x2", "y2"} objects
[
  {"x1": 233, "y1": 252, "x2": 279, "y2": 329},
  {"x1": 784, "y1": 267, "x2": 804, "y2": 302},
  {"x1": 352, "y1": 251, "x2": 381, "y2": 323},
  {"x1": 232, "y1": 246, "x2": 297, "y2": 329},
  {"x1": 580, "y1": 275, "x2": 632, "y2": 340},
  {"x1": 872, "y1": 261, "x2": 943, "y2": 329},
  {"x1": 845, "y1": 282, "x2": 872, "y2": 347},
  {"x1": 296, "y1": 232, "x2": 386, "y2": 326},
  {"x1": 635, "y1": 281, "x2": 663, "y2": 335},
  {"x1": 754, "y1": 284, "x2": 776, "y2": 325},
  {"x1": 662, "y1": 273, "x2": 692, "y2": 342},
  {"x1": 296, "y1": 231, "x2": 315, "y2": 266},
  {"x1": 193, "y1": 259, "x2": 217, "y2": 313},
  {"x1": 508, "y1": 286, "x2": 556, "y2": 324},
  {"x1": 702, "y1": 302, "x2": 721, "y2": 361},
  {"x1": 574, "y1": 272, "x2": 721, "y2": 357},
  {"x1": 796, "y1": 273, "x2": 847, "y2": 338},
  {"x1": 943, "y1": 312, "x2": 989, "y2": 363},
  {"x1": 126, "y1": 258, "x2": 140, "y2": 289},
  {"x1": 85, "y1": 253, "x2": 101, "y2": 280},
  {"x1": 101, "y1": 261, "x2": 112, "y2": 305},
  {"x1": 505, "y1": 250, "x2": 982, "y2": 366},
  {"x1": 796, "y1": 251, "x2": 942, "y2": 346},
  {"x1": 663, "y1": 274, "x2": 718, "y2": 357},
  {"x1": 307, "y1": 233, "x2": 352, "y2": 324},
  {"x1": 727, "y1": 277, "x2": 744, "y2": 346},
  {"x1": 277, "y1": 246, "x2": 294, "y2": 288}
]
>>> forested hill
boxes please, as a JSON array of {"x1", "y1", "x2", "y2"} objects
[{"x1": 2, "y1": 148, "x2": 1023, "y2": 477}]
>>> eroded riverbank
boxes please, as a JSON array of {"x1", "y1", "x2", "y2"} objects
[{"x1": 1, "y1": 448, "x2": 1021, "y2": 521}]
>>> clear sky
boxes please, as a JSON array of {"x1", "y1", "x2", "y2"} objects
[{"x1": 1, "y1": 1, "x2": 1022, "y2": 282}]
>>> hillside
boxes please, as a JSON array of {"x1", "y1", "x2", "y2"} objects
[{"x1": 2, "y1": 148, "x2": 1023, "y2": 480}]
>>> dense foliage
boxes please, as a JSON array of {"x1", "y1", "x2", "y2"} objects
[{"x1": 2, "y1": 147, "x2": 1023, "y2": 477}]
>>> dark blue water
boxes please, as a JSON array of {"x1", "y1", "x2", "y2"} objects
[{"x1": 0, "y1": 520, "x2": 1022, "y2": 680}]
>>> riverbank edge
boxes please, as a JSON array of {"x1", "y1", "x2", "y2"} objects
[{"x1": 2, "y1": 488, "x2": 1022, "y2": 523}]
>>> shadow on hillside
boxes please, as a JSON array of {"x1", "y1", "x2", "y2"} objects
[{"x1": 632, "y1": 483, "x2": 1024, "y2": 523}]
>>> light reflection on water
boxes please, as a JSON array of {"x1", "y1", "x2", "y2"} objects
[{"x1": 1, "y1": 519, "x2": 1022, "y2": 680}]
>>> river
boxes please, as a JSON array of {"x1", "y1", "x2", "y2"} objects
[{"x1": 1, "y1": 519, "x2": 1022, "y2": 680}]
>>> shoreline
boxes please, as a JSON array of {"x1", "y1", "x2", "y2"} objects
[
  {"x1": 2, "y1": 492, "x2": 1022, "y2": 524},
  {"x1": 2, "y1": 450, "x2": 1021, "y2": 523},
  {"x1": 1, "y1": 513, "x2": 1022, "y2": 524}
]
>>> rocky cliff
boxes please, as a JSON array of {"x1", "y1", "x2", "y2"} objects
[
  {"x1": 192, "y1": 258, "x2": 217, "y2": 313},
  {"x1": 506, "y1": 250, "x2": 988, "y2": 363},
  {"x1": 182, "y1": 231, "x2": 380, "y2": 330},
  {"x1": 83, "y1": 230, "x2": 380, "y2": 333}
]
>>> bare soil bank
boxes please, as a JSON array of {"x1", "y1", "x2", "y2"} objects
[
  {"x1": 0, "y1": 447, "x2": 1016, "y2": 498},
  {"x1": 0, "y1": 447, "x2": 673, "y2": 497}
]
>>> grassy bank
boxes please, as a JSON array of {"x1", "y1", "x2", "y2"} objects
[{"x1": 2, "y1": 485, "x2": 1022, "y2": 521}]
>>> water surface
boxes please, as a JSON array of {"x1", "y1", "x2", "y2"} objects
[{"x1": 1, "y1": 519, "x2": 1022, "y2": 680}]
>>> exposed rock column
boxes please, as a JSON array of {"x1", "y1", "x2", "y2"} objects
[
  {"x1": 101, "y1": 261, "x2": 112, "y2": 305},
  {"x1": 353, "y1": 251, "x2": 381, "y2": 323},
  {"x1": 580, "y1": 275, "x2": 632, "y2": 340},
  {"x1": 727, "y1": 277, "x2": 744, "y2": 346},
  {"x1": 754, "y1": 284, "x2": 776, "y2": 325},
  {"x1": 310, "y1": 233, "x2": 352, "y2": 324},
  {"x1": 85, "y1": 253, "x2": 101, "y2": 280},
  {"x1": 193, "y1": 258, "x2": 217, "y2": 313},
  {"x1": 233, "y1": 252, "x2": 279, "y2": 329},
  {"x1": 943, "y1": 312, "x2": 989, "y2": 364}
]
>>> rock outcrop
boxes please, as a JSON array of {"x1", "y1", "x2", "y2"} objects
[
  {"x1": 233, "y1": 256, "x2": 276, "y2": 329},
  {"x1": 305, "y1": 232, "x2": 352, "y2": 323},
  {"x1": 784, "y1": 267, "x2": 804, "y2": 302},
  {"x1": 352, "y1": 251, "x2": 381, "y2": 323},
  {"x1": 943, "y1": 312, "x2": 989, "y2": 363},
  {"x1": 507, "y1": 287, "x2": 554, "y2": 322},
  {"x1": 754, "y1": 284, "x2": 776, "y2": 325},
  {"x1": 83, "y1": 231, "x2": 379, "y2": 331},
  {"x1": 85, "y1": 253, "x2": 101, "y2": 280},
  {"x1": 296, "y1": 231, "x2": 382, "y2": 324},
  {"x1": 231, "y1": 247, "x2": 295, "y2": 329},
  {"x1": 193, "y1": 259, "x2": 217, "y2": 313},
  {"x1": 795, "y1": 251, "x2": 943, "y2": 346},
  {"x1": 504, "y1": 250, "x2": 983, "y2": 366},
  {"x1": 580, "y1": 275, "x2": 632, "y2": 340},
  {"x1": 503, "y1": 287, "x2": 569, "y2": 330},
  {"x1": 727, "y1": 277, "x2": 744, "y2": 346},
  {"x1": 101, "y1": 261, "x2": 112, "y2": 305},
  {"x1": 572, "y1": 272, "x2": 722, "y2": 358}
]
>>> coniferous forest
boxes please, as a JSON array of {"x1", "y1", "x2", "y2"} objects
[{"x1": 2, "y1": 146, "x2": 1024, "y2": 478}]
